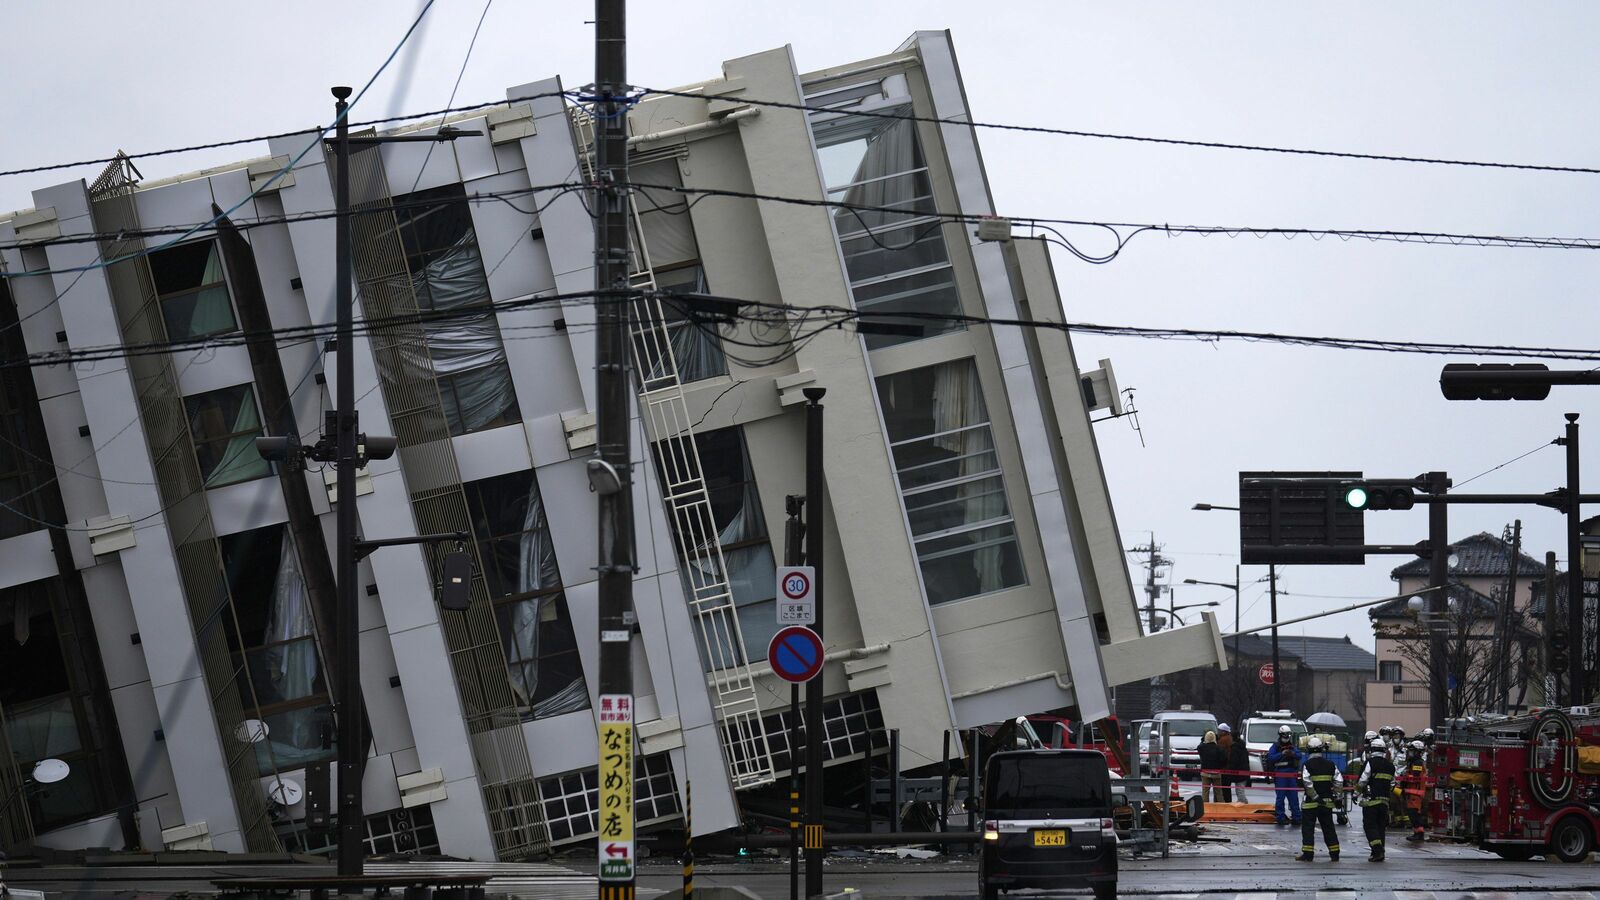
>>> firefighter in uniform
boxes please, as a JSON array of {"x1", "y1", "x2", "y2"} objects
[
  {"x1": 1402, "y1": 739, "x2": 1429, "y2": 842},
  {"x1": 1296, "y1": 736, "x2": 1341, "y2": 862},
  {"x1": 1266, "y1": 724, "x2": 1302, "y2": 825},
  {"x1": 1357, "y1": 737, "x2": 1395, "y2": 861}
]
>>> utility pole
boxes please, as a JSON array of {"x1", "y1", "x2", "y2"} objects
[
  {"x1": 330, "y1": 85, "x2": 363, "y2": 880},
  {"x1": 1564, "y1": 414, "x2": 1584, "y2": 705},
  {"x1": 802, "y1": 387, "x2": 826, "y2": 899},
  {"x1": 1493, "y1": 521, "x2": 1522, "y2": 714},
  {"x1": 1426, "y1": 471, "x2": 1451, "y2": 728},
  {"x1": 593, "y1": 1, "x2": 636, "y2": 897},
  {"x1": 784, "y1": 495, "x2": 805, "y2": 900}
]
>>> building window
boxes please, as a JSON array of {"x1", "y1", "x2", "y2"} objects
[
  {"x1": 875, "y1": 359, "x2": 1025, "y2": 605},
  {"x1": 462, "y1": 470, "x2": 589, "y2": 720},
  {"x1": 655, "y1": 427, "x2": 780, "y2": 666},
  {"x1": 537, "y1": 753, "x2": 679, "y2": 845},
  {"x1": 636, "y1": 265, "x2": 727, "y2": 385},
  {"x1": 0, "y1": 582, "x2": 114, "y2": 830},
  {"x1": 149, "y1": 239, "x2": 237, "y2": 340},
  {"x1": 810, "y1": 100, "x2": 962, "y2": 350},
  {"x1": 1378, "y1": 660, "x2": 1403, "y2": 682},
  {"x1": 392, "y1": 184, "x2": 520, "y2": 435},
  {"x1": 184, "y1": 383, "x2": 271, "y2": 487},
  {"x1": 218, "y1": 524, "x2": 336, "y2": 777}
]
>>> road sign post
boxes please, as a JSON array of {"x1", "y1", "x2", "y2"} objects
[{"x1": 777, "y1": 566, "x2": 816, "y2": 625}]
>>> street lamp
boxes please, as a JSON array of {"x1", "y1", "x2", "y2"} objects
[
  {"x1": 1194, "y1": 501, "x2": 1281, "y2": 708},
  {"x1": 252, "y1": 91, "x2": 482, "y2": 881}
]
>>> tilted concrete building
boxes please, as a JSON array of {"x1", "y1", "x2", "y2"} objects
[{"x1": 0, "y1": 32, "x2": 1221, "y2": 859}]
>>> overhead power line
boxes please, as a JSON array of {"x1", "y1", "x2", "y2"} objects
[{"x1": 636, "y1": 85, "x2": 1600, "y2": 176}]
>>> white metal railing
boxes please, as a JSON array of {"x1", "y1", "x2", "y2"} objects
[{"x1": 572, "y1": 107, "x2": 774, "y2": 789}]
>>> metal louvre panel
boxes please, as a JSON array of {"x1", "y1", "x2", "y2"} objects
[
  {"x1": 343, "y1": 144, "x2": 548, "y2": 858},
  {"x1": 88, "y1": 162, "x2": 282, "y2": 853},
  {"x1": 0, "y1": 700, "x2": 33, "y2": 848},
  {"x1": 569, "y1": 108, "x2": 774, "y2": 790}
]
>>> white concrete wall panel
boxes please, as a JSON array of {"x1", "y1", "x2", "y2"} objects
[
  {"x1": 452, "y1": 422, "x2": 533, "y2": 485},
  {"x1": 0, "y1": 529, "x2": 56, "y2": 590},
  {"x1": 204, "y1": 475, "x2": 288, "y2": 538},
  {"x1": 913, "y1": 31, "x2": 1111, "y2": 721},
  {"x1": 731, "y1": 47, "x2": 955, "y2": 766},
  {"x1": 33, "y1": 179, "x2": 247, "y2": 846}
]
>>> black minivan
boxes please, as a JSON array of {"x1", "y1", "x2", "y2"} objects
[{"x1": 978, "y1": 749, "x2": 1117, "y2": 899}]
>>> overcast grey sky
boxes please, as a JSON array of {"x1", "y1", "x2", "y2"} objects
[{"x1": 5, "y1": 2, "x2": 1600, "y2": 651}]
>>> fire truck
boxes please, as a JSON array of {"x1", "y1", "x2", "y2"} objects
[{"x1": 1427, "y1": 708, "x2": 1600, "y2": 862}]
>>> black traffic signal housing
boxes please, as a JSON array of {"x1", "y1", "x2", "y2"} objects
[
  {"x1": 1440, "y1": 363, "x2": 1554, "y2": 401},
  {"x1": 1551, "y1": 629, "x2": 1571, "y2": 675},
  {"x1": 1339, "y1": 479, "x2": 1420, "y2": 511}
]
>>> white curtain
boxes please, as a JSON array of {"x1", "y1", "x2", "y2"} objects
[
  {"x1": 926, "y1": 361, "x2": 1008, "y2": 592},
  {"x1": 409, "y1": 235, "x2": 518, "y2": 433},
  {"x1": 506, "y1": 484, "x2": 589, "y2": 719},
  {"x1": 164, "y1": 246, "x2": 234, "y2": 338},
  {"x1": 261, "y1": 537, "x2": 317, "y2": 702}
]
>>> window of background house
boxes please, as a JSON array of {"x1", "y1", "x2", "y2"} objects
[
  {"x1": 150, "y1": 239, "x2": 237, "y2": 340},
  {"x1": 1378, "y1": 660, "x2": 1403, "y2": 682},
  {"x1": 462, "y1": 469, "x2": 589, "y2": 720},
  {"x1": 392, "y1": 184, "x2": 520, "y2": 436},
  {"x1": 810, "y1": 100, "x2": 963, "y2": 350},
  {"x1": 218, "y1": 524, "x2": 336, "y2": 776},
  {"x1": 0, "y1": 581, "x2": 113, "y2": 829},
  {"x1": 185, "y1": 383, "x2": 271, "y2": 487},
  {"x1": 875, "y1": 358, "x2": 1025, "y2": 604},
  {"x1": 653, "y1": 427, "x2": 779, "y2": 667}
]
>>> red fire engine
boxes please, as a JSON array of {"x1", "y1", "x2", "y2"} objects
[{"x1": 1427, "y1": 708, "x2": 1600, "y2": 862}]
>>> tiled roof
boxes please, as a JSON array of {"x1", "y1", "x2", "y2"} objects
[
  {"x1": 1369, "y1": 580, "x2": 1497, "y2": 620},
  {"x1": 1224, "y1": 633, "x2": 1301, "y2": 660},
  {"x1": 1390, "y1": 532, "x2": 1547, "y2": 579},
  {"x1": 1276, "y1": 635, "x2": 1377, "y2": 671}
]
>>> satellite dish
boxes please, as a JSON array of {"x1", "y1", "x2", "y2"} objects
[
  {"x1": 32, "y1": 758, "x2": 70, "y2": 785},
  {"x1": 267, "y1": 777, "x2": 304, "y2": 806},
  {"x1": 235, "y1": 719, "x2": 270, "y2": 744}
]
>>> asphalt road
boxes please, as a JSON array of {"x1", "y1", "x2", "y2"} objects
[{"x1": 635, "y1": 822, "x2": 1600, "y2": 898}]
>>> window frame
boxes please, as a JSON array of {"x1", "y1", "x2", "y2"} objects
[
  {"x1": 1378, "y1": 660, "x2": 1403, "y2": 682},
  {"x1": 184, "y1": 382, "x2": 272, "y2": 488},
  {"x1": 149, "y1": 238, "x2": 239, "y2": 340}
]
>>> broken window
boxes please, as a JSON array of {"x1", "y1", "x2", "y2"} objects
[
  {"x1": 655, "y1": 427, "x2": 780, "y2": 666},
  {"x1": 392, "y1": 184, "x2": 521, "y2": 435},
  {"x1": 876, "y1": 359, "x2": 1025, "y2": 604},
  {"x1": 218, "y1": 524, "x2": 336, "y2": 776},
  {"x1": 810, "y1": 100, "x2": 963, "y2": 350},
  {"x1": 462, "y1": 469, "x2": 589, "y2": 720},
  {"x1": 149, "y1": 239, "x2": 237, "y2": 339},
  {"x1": 0, "y1": 581, "x2": 114, "y2": 830},
  {"x1": 184, "y1": 383, "x2": 271, "y2": 487},
  {"x1": 637, "y1": 265, "x2": 727, "y2": 385}
]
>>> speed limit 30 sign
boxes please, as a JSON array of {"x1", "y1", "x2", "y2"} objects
[{"x1": 776, "y1": 565, "x2": 815, "y2": 625}]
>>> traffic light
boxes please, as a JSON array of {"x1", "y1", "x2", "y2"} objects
[
  {"x1": 1339, "y1": 480, "x2": 1418, "y2": 511},
  {"x1": 1440, "y1": 363, "x2": 1554, "y2": 401},
  {"x1": 1552, "y1": 630, "x2": 1571, "y2": 675}
]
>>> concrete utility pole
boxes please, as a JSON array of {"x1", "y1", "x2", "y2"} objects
[
  {"x1": 1268, "y1": 564, "x2": 1281, "y2": 710},
  {"x1": 592, "y1": 2, "x2": 636, "y2": 897},
  {"x1": 1426, "y1": 471, "x2": 1451, "y2": 728}
]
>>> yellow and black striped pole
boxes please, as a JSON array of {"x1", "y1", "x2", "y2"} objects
[{"x1": 683, "y1": 779, "x2": 694, "y2": 897}]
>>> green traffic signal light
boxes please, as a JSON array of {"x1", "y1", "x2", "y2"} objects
[{"x1": 1344, "y1": 486, "x2": 1369, "y2": 509}]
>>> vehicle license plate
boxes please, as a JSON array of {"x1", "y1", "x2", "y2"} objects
[{"x1": 1033, "y1": 830, "x2": 1067, "y2": 846}]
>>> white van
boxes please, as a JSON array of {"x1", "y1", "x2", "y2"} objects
[
  {"x1": 1139, "y1": 708, "x2": 1218, "y2": 778},
  {"x1": 1239, "y1": 710, "x2": 1307, "y2": 781}
]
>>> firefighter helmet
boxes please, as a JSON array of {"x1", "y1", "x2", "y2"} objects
[
  {"x1": 1307, "y1": 736, "x2": 1326, "y2": 753},
  {"x1": 1369, "y1": 738, "x2": 1388, "y2": 754},
  {"x1": 1364, "y1": 730, "x2": 1379, "y2": 742},
  {"x1": 1379, "y1": 725, "x2": 1393, "y2": 738},
  {"x1": 1419, "y1": 727, "x2": 1435, "y2": 744},
  {"x1": 1409, "y1": 740, "x2": 1425, "y2": 752},
  {"x1": 1278, "y1": 724, "x2": 1293, "y2": 736}
]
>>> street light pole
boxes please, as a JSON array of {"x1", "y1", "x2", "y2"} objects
[
  {"x1": 330, "y1": 85, "x2": 363, "y2": 879},
  {"x1": 1564, "y1": 414, "x2": 1584, "y2": 705}
]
